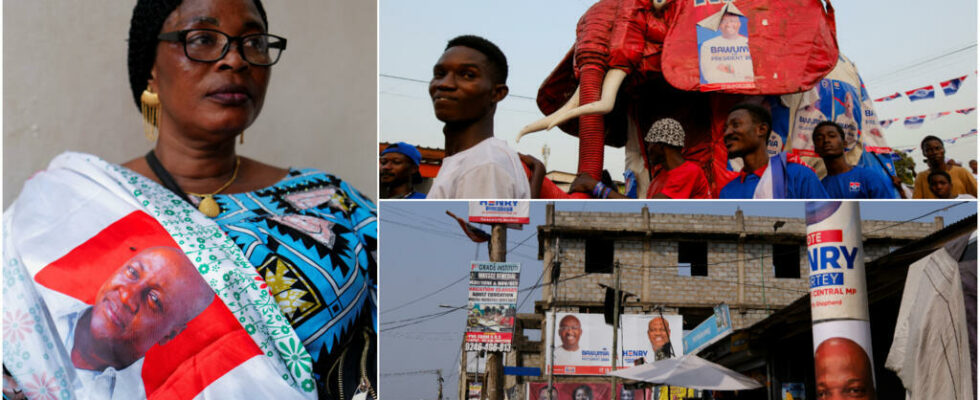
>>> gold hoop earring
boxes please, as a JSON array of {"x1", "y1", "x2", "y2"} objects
[
  {"x1": 239, "y1": 131, "x2": 245, "y2": 145},
  {"x1": 141, "y1": 85, "x2": 160, "y2": 142}
]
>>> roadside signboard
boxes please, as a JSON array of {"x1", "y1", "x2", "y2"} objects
[
  {"x1": 465, "y1": 261, "x2": 521, "y2": 352},
  {"x1": 469, "y1": 201, "x2": 530, "y2": 224}
]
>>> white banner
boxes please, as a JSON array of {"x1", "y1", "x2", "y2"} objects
[
  {"x1": 468, "y1": 201, "x2": 530, "y2": 224},
  {"x1": 805, "y1": 202, "x2": 869, "y2": 321}
]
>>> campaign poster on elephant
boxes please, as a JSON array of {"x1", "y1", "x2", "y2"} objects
[
  {"x1": 465, "y1": 261, "x2": 521, "y2": 352},
  {"x1": 696, "y1": 5, "x2": 755, "y2": 91},
  {"x1": 545, "y1": 313, "x2": 682, "y2": 375},
  {"x1": 831, "y1": 81, "x2": 862, "y2": 151},
  {"x1": 857, "y1": 78, "x2": 891, "y2": 154},
  {"x1": 786, "y1": 82, "x2": 833, "y2": 157}
]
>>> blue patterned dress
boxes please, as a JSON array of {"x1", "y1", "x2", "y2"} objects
[{"x1": 205, "y1": 168, "x2": 376, "y2": 376}]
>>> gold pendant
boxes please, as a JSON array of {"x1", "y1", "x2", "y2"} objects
[{"x1": 198, "y1": 195, "x2": 221, "y2": 217}]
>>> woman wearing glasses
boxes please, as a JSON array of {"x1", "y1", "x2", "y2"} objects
[{"x1": 3, "y1": 1, "x2": 376, "y2": 399}]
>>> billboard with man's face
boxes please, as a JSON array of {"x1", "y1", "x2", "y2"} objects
[{"x1": 545, "y1": 313, "x2": 683, "y2": 375}]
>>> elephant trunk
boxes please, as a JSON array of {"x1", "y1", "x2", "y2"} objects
[{"x1": 577, "y1": 66, "x2": 607, "y2": 184}]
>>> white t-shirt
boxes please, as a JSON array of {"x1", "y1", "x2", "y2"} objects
[
  {"x1": 50, "y1": 291, "x2": 145, "y2": 400},
  {"x1": 427, "y1": 137, "x2": 531, "y2": 199},
  {"x1": 553, "y1": 346, "x2": 581, "y2": 365},
  {"x1": 699, "y1": 35, "x2": 754, "y2": 84}
]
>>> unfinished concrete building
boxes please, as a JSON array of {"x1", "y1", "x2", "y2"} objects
[{"x1": 503, "y1": 204, "x2": 941, "y2": 394}]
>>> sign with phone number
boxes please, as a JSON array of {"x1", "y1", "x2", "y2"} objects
[{"x1": 465, "y1": 342, "x2": 512, "y2": 352}]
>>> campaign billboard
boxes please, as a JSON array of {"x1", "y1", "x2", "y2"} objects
[
  {"x1": 465, "y1": 261, "x2": 520, "y2": 352},
  {"x1": 468, "y1": 201, "x2": 530, "y2": 224},
  {"x1": 545, "y1": 313, "x2": 683, "y2": 375}
]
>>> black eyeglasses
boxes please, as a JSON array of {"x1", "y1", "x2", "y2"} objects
[{"x1": 158, "y1": 29, "x2": 287, "y2": 66}]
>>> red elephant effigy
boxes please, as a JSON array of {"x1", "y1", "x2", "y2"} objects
[{"x1": 521, "y1": 0, "x2": 839, "y2": 198}]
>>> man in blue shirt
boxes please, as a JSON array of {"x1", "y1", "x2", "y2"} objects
[
  {"x1": 380, "y1": 142, "x2": 427, "y2": 199},
  {"x1": 719, "y1": 103, "x2": 828, "y2": 199},
  {"x1": 813, "y1": 121, "x2": 897, "y2": 199}
]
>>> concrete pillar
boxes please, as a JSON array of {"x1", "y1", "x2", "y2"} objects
[
  {"x1": 643, "y1": 206, "x2": 652, "y2": 302},
  {"x1": 736, "y1": 209, "x2": 745, "y2": 308}
]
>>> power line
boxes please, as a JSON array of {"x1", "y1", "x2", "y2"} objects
[
  {"x1": 516, "y1": 260, "x2": 549, "y2": 311},
  {"x1": 507, "y1": 231, "x2": 539, "y2": 253},
  {"x1": 866, "y1": 42, "x2": 977, "y2": 84},
  {"x1": 865, "y1": 201, "x2": 971, "y2": 234},
  {"x1": 382, "y1": 273, "x2": 469, "y2": 313},
  {"x1": 380, "y1": 73, "x2": 538, "y2": 100},
  {"x1": 382, "y1": 307, "x2": 464, "y2": 331}
]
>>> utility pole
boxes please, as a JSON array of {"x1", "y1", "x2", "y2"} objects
[
  {"x1": 459, "y1": 336, "x2": 467, "y2": 400},
  {"x1": 546, "y1": 236, "x2": 560, "y2": 396},
  {"x1": 610, "y1": 261, "x2": 621, "y2": 400},
  {"x1": 483, "y1": 224, "x2": 507, "y2": 400},
  {"x1": 437, "y1": 369, "x2": 444, "y2": 400}
]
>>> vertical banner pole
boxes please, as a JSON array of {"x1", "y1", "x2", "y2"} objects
[
  {"x1": 484, "y1": 224, "x2": 507, "y2": 400},
  {"x1": 805, "y1": 202, "x2": 876, "y2": 398}
]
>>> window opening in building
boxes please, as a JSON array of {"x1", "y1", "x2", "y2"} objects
[
  {"x1": 773, "y1": 244, "x2": 800, "y2": 278},
  {"x1": 585, "y1": 239, "x2": 613, "y2": 273},
  {"x1": 678, "y1": 242, "x2": 707, "y2": 276}
]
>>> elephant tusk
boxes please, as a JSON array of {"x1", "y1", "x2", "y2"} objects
[
  {"x1": 545, "y1": 68, "x2": 627, "y2": 131},
  {"x1": 517, "y1": 87, "x2": 581, "y2": 142}
]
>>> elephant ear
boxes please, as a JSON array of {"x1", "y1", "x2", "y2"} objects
[{"x1": 660, "y1": 0, "x2": 838, "y2": 95}]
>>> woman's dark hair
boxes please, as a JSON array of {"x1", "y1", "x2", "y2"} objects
[{"x1": 127, "y1": 0, "x2": 268, "y2": 109}]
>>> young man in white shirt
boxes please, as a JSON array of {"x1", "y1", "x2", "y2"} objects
[{"x1": 426, "y1": 35, "x2": 531, "y2": 199}]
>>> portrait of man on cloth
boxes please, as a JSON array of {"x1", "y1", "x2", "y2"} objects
[
  {"x1": 49, "y1": 247, "x2": 213, "y2": 398},
  {"x1": 5, "y1": 201, "x2": 312, "y2": 400}
]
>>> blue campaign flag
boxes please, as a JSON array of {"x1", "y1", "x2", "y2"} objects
[
  {"x1": 941, "y1": 75, "x2": 967, "y2": 96},
  {"x1": 873, "y1": 92, "x2": 902, "y2": 102},
  {"x1": 904, "y1": 85, "x2": 935, "y2": 102}
]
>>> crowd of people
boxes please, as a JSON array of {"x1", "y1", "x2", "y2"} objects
[{"x1": 381, "y1": 34, "x2": 976, "y2": 201}]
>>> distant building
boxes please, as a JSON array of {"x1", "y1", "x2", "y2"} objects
[{"x1": 503, "y1": 205, "x2": 942, "y2": 395}]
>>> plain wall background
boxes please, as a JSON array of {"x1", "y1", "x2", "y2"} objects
[{"x1": 3, "y1": 1, "x2": 377, "y2": 208}]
